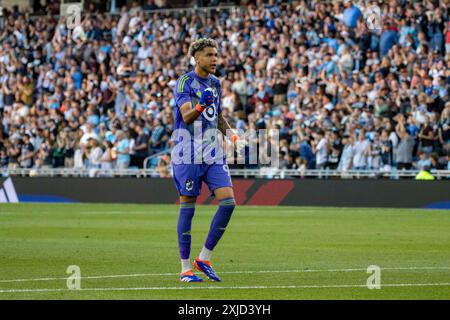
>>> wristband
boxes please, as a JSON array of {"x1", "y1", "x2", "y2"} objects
[
  {"x1": 195, "y1": 103, "x2": 205, "y2": 113},
  {"x1": 230, "y1": 134, "x2": 239, "y2": 143}
]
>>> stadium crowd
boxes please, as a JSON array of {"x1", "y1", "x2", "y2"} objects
[{"x1": 0, "y1": 0, "x2": 449, "y2": 176}]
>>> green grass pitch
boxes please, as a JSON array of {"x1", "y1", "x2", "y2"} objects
[{"x1": 0, "y1": 203, "x2": 449, "y2": 300}]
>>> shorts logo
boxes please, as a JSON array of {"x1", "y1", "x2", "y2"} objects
[{"x1": 185, "y1": 179, "x2": 194, "y2": 191}]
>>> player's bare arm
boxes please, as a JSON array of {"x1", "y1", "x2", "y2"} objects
[
  {"x1": 179, "y1": 102, "x2": 202, "y2": 124},
  {"x1": 218, "y1": 113, "x2": 233, "y2": 136},
  {"x1": 218, "y1": 113, "x2": 244, "y2": 152}
]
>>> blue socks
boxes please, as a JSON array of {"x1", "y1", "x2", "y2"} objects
[
  {"x1": 204, "y1": 198, "x2": 236, "y2": 251},
  {"x1": 178, "y1": 202, "x2": 195, "y2": 260},
  {"x1": 178, "y1": 198, "x2": 236, "y2": 261}
]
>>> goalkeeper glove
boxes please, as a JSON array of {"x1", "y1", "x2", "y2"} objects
[{"x1": 195, "y1": 88, "x2": 215, "y2": 113}]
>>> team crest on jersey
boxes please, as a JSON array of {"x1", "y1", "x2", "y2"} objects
[
  {"x1": 203, "y1": 105, "x2": 216, "y2": 121},
  {"x1": 185, "y1": 179, "x2": 194, "y2": 191}
]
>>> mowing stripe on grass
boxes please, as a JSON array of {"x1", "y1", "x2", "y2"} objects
[
  {"x1": 2, "y1": 282, "x2": 450, "y2": 293},
  {"x1": 1, "y1": 266, "x2": 449, "y2": 283}
]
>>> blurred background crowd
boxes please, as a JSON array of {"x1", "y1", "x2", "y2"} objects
[{"x1": 0, "y1": 0, "x2": 449, "y2": 176}]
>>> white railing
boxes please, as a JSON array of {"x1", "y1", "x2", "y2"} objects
[{"x1": 1, "y1": 168, "x2": 449, "y2": 180}]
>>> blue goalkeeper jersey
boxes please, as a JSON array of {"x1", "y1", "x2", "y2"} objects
[{"x1": 172, "y1": 71, "x2": 223, "y2": 164}]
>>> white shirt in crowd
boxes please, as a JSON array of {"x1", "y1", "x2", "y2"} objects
[
  {"x1": 316, "y1": 138, "x2": 329, "y2": 165},
  {"x1": 338, "y1": 143, "x2": 354, "y2": 171},
  {"x1": 88, "y1": 146, "x2": 103, "y2": 168},
  {"x1": 353, "y1": 139, "x2": 370, "y2": 168}
]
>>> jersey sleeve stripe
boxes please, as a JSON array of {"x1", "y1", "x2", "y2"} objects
[
  {"x1": 177, "y1": 76, "x2": 187, "y2": 93},
  {"x1": 177, "y1": 75, "x2": 189, "y2": 93}
]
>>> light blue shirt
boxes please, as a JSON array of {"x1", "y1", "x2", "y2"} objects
[
  {"x1": 380, "y1": 30, "x2": 398, "y2": 56},
  {"x1": 343, "y1": 5, "x2": 362, "y2": 28},
  {"x1": 117, "y1": 139, "x2": 130, "y2": 163}
]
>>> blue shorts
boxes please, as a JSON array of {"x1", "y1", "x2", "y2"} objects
[{"x1": 172, "y1": 163, "x2": 233, "y2": 197}]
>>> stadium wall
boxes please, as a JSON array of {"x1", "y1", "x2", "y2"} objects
[{"x1": 0, "y1": 177, "x2": 449, "y2": 209}]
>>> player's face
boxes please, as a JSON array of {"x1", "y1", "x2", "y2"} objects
[{"x1": 196, "y1": 47, "x2": 218, "y2": 74}]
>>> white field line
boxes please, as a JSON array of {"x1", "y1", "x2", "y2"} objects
[
  {"x1": 0, "y1": 211, "x2": 156, "y2": 215},
  {"x1": 1, "y1": 266, "x2": 449, "y2": 283},
  {"x1": 1, "y1": 283, "x2": 450, "y2": 293}
]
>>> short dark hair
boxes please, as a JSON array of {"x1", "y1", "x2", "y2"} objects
[{"x1": 188, "y1": 38, "x2": 218, "y2": 57}]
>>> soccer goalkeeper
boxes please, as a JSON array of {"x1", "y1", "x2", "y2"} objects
[{"x1": 171, "y1": 38, "x2": 242, "y2": 282}]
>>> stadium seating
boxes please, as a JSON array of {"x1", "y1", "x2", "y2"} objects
[{"x1": 0, "y1": 0, "x2": 448, "y2": 175}]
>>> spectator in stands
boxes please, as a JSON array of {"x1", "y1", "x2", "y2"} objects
[
  {"x1": 395, "y1": 114, "x2": 415, "y2": 170},
  {"x1": 80, "y1": 123, "x2": 99, "y2": 148},
  {"x1": 298, "y1": 135, "x2": 315, "y2": 170},
  {"x1": 99, "y1": 140, "x2": 115, "y2": 170},
  {"x1": 5, "y1": 138, "x2": 19, "y2": 169},
  {"x1": 149, "y1": 118, "x2": 168, "y2": 155},
  {"x1": 312, "y1": 130, "x2": 329, "y2": 170},
  {"x1": 35, "y1": 138, "x2": 53, "y2": 169},
  {"x1": 126, "y1": 128, "x2": 137, "y2": 168},
  {"x1": 116, "y1": 130, "x2": 130, "y2": 170},
  {"x1": 368, "y1": 131, "x2": 382, "y2": 170},
  {"x1": 338, "y1": 134, "x2": 354, "y2": 171},
  {"x1": 143, "y1": 0, "x2": 160, "y2": 11},
  {"x1": 343, "y1": 0, "x2": 362, "y2": 29},
  {"x1": 353, "y1": 131, "x2": 370, "y2": 170},
  {"x1": 18, "y1": 134, "x2": 34, "y2": 168},
  {"x1": 87, "y1": 138, "x2": 103, "y2": 169},
  {"x1": 380, "y1": 129, "x2": 393, "y2": 171},
  {"x1": 133, "y1": 124, "x2": 150, "y2": 168},
  {"x1": 156, "y1": 153, "x2": 171, "y2": 178},
  {"x1": 0, "y1": 148, "x2": 8, "y2": 168},
  {"x1": 327, "y1": 130, "x2": 342, "y2": 170},
  {"x1": 418, "y1": 115, "x2": 435, "y2": 156},
  {"x1": 52, "y1": 138, "x2": 66, "y2": 168},
  {"x1": 414, "y1": 151, "x2": 431, "y2": 171},
  {"x1": 380, "y1": 23, "x2": 399, "y2": 57}
]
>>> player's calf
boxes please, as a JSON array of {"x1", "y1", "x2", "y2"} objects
[
  {"x1": 178, "y1": 199, "x2": 196, "y2": 276},
  {"x1": 195, "y1": 197, "x2": 236, "y2": 281},
  {"x1": 203, "y1": 197, "x2": 236, "y2": 254}
]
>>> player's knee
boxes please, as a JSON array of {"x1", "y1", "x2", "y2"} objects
[
  {"x1": 180, "y1": 201, "x2": 196, "y2": 209},
  {"x1": 180, "y1": 196, "x2": 196, "y2": 204},
  {"x1": 219, "y1": 197, "x2": 236, "y2": 209}
]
